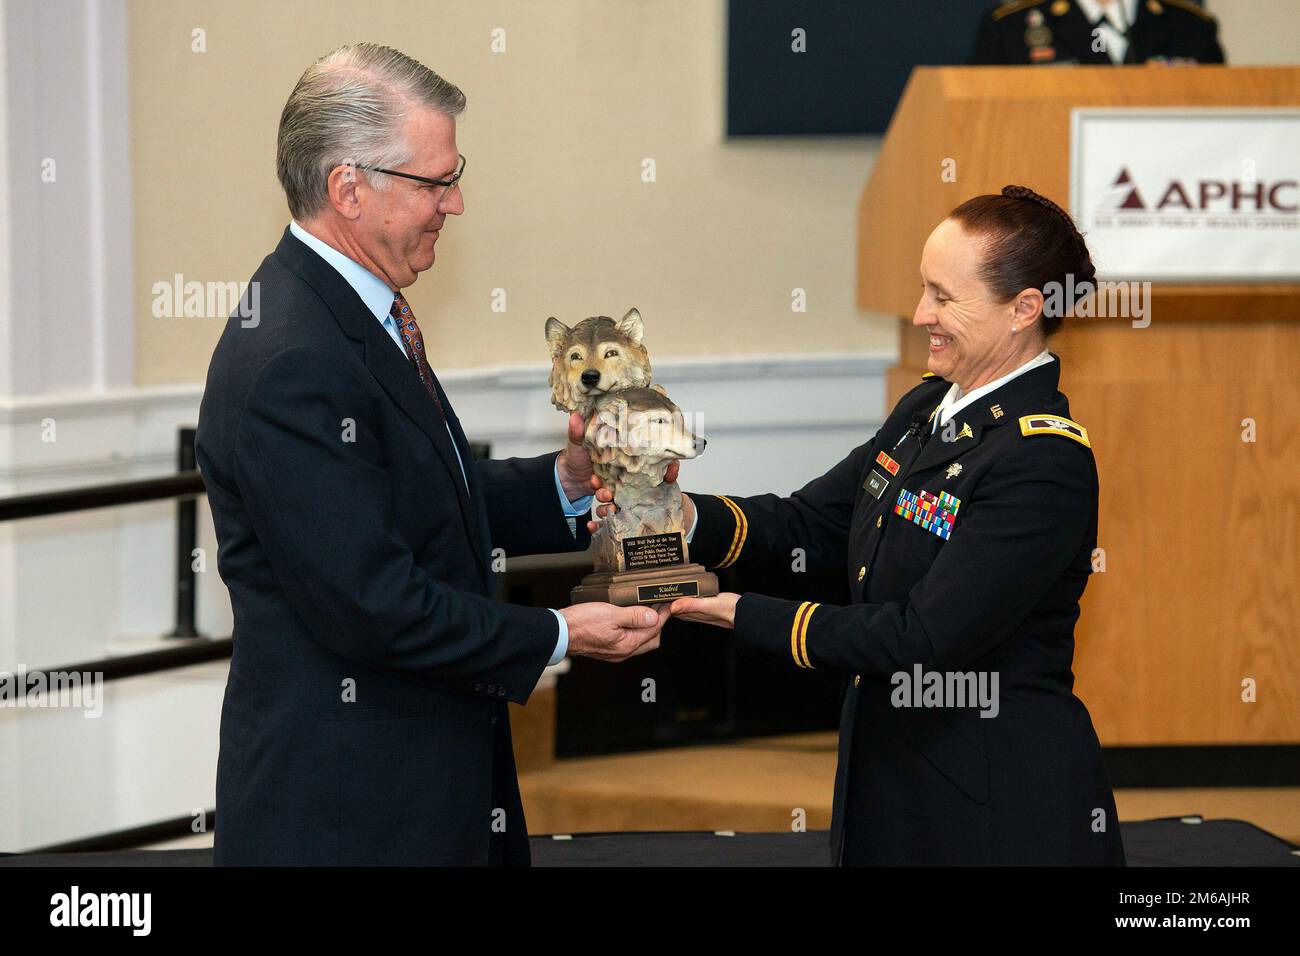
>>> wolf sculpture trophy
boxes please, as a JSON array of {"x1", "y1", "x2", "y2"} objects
[{"x1": 546, "y1": 308, "x2": 719, "y2": 606}]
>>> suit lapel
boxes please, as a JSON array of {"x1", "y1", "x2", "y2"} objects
[
  {"x1": 428, "y1": 372, "x2": 495, "y2": 585},
  {"x1": 361, "y1": 318, "x2": 476, "y2": 520},
  {"x1": 271, "y1": 227, "x2": 483, "y2": 565}
]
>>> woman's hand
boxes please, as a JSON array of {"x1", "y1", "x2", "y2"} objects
[
  {"x1": 669, "y1": 593, "x2": 740, "y2": 629},
  {"x1": 585, "y1": 472, "x2": 616, "y2": 534}
]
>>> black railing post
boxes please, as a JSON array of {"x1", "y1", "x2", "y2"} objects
[{"x1": 167, "y1": 427, "x2": 201, "y2": 638}]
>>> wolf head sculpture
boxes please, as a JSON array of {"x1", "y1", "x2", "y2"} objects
[{"x1": 545, "y1": 308, "x2": 653, "y2": 416}]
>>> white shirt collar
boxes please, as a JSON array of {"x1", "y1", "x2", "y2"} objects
[
  {"x1": 1075, "y1": 0, "x2": 1138, "y2": 32},
  {"x1": 934, "y1": 349, "x2": 1055, "y2": 429},
  {"x1": 288, "y1": 220, "x2": 398, "y2": 323}
]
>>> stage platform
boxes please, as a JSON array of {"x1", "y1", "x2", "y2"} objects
[
  {"x1": 516, "y1": 732, "x2": 1300, "y2": 844},
  {"x1": 1, "y1": 818, "x2": 1296, "y2": 867}
]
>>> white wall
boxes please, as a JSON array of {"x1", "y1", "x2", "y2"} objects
[
  {"x1": 127, "y1": 0, "x2": 892, "y2": 382},
  {"x1": 1210, "y1": 0, "x2": 1300, "y2": 65}
]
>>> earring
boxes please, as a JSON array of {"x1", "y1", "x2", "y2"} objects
[{"x1": 1011, "y1": 324, "x2": 1018, "y2": 333}]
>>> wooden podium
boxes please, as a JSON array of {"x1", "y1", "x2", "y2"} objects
[{"x1": 858, "y1": 67, "x2": 1300, "y2": 747}]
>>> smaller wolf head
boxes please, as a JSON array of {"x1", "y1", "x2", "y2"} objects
[
  {"x1": 586, "y1": 386, "x2": 706, "y2": 483},
  {"x1": 546, "y1": 308, "x2": 653, "y2": 414}
]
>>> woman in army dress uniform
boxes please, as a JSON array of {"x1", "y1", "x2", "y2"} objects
[{"x1": 609, "y1": 186, "x2": 1126, "y2": 866}]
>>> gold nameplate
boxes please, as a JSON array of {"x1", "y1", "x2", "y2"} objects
[{"x1": 637, "y1": 580, "x2": 699, "y2": 603}]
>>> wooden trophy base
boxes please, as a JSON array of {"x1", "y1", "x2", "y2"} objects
[{"x1": 570, "y1": 563, "x2": 719, "y2": 606}]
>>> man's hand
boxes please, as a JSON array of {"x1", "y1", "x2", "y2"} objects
[
  {"x1": 585, "y1": 467, "x2": 689, "y2": 535},
  {"x1": 561, "y1": 602, "x2": 671, "y2": 661},
  {"x1": 556, "y1": 412, "x2": 594, "y2": 503},
  {"x1": 669, "y1": 593, "x2": 740, "y2": 629}
]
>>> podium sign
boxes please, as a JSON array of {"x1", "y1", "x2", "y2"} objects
[{"x1": 1071, "y1": 108, "x2": 1300, "y2": 282}]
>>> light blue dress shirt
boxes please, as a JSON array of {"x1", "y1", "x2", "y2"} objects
[{"x1": 289, "y1": 221, "x2": 588, "y2": 665}]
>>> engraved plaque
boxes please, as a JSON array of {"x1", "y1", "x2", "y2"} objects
[{"x1": 622, "y1": 532, "x2": 686, "y2": 571}]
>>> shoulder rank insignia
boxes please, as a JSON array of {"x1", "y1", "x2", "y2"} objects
[
  {"x1": 992, "y1": 0, "x2": 1047, "y2": 22},
  {"x1": 1019, "y1": 414, "x2": 1090, "y2": 447},
  {"x1": 920, "y1": 371, "x2": 937, "y2": 379},
  {"x1": 1163, "y1": 0, "x2": 1214, "y2": 21}
]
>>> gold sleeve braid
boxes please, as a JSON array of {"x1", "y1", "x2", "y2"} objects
[
  {"x1": 714, "y1": 495, "x2": 748, "y2": 568},
  {"x1": 790, "y1": 601, "x2": 820, "y2": 669}
]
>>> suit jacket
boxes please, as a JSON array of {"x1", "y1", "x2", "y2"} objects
[
  {"x1": 689, "y1": 358, "x2": 1125, "y2": 866},
  {"x1": 972, "y1": 0, "x2": 1224, "y2": 65},
  {"x1": 195, "y1": 226, "x2": 589, "y2": 866}
]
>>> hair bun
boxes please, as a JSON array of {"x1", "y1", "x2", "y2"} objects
[
  {"x1": 1002, "y1": 185, "x2": 1068, "y2": 223},
  {"x1": 950, "y1": 185, "x2": 1097, "y2": 337},
  {"x1": 1003, "y1": 183, "x2": 1095, "y2": 284}
]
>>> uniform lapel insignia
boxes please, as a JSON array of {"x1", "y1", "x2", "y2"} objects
[
  {"x1": 1024, "y1": 22, "x2": 1052, "y2": 47},
  {"x1": 945, "y1": 462, "x2": 963, "y2": 479},
  {"x1": 914, "y1": 418, "x2": 979, "y2": 476},
  {"x1": 990, "y1": 404, "x2": 1004, "y2": 420}
]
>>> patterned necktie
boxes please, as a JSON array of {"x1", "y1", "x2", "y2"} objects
[{"x1": 390, "y1": 293, "x2": 446, "y2": 421}]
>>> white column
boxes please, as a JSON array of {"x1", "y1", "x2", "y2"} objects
[
  {"x1": 0, "y1": 0, "x2": 134, "y2": 400},
  {"x1": 0, "y1": 0, "x2": 228, "y2": 852}
]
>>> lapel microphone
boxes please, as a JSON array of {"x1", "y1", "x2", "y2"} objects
[{"x1": 905, "y1": 409, "x2": 931, "y2": 449}]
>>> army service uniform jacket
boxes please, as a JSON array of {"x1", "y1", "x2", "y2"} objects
[
  {"x1": 689, "y1": 357, "x2": 1125, "y2": 866},
  {"x1": 972, "y1": 0, "x2": 1224, "y2": 66}
]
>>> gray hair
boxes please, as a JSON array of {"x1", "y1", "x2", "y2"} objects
[{"x1": 276, "y1": 43, "x2": 465, "y2": 221}]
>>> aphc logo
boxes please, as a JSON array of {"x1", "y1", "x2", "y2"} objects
[
  {"x1": 1108, "y1": 168, "x2": 1147, "y2": 210},
  {"x1": 1106, "y1": 166, "x2": 1298, "y2": 214}
]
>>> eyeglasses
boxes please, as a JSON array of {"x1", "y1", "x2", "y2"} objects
[{"x1": 353, "y1": 153, "x2": 466, "y2": 204}]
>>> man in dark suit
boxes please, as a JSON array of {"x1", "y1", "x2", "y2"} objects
[
  {"x1": 195, "y1": 43, "x2": 667, "y2": 866},
  {"x1": 972, "y1": 0, "x2": 1224, "y2": 66}
]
